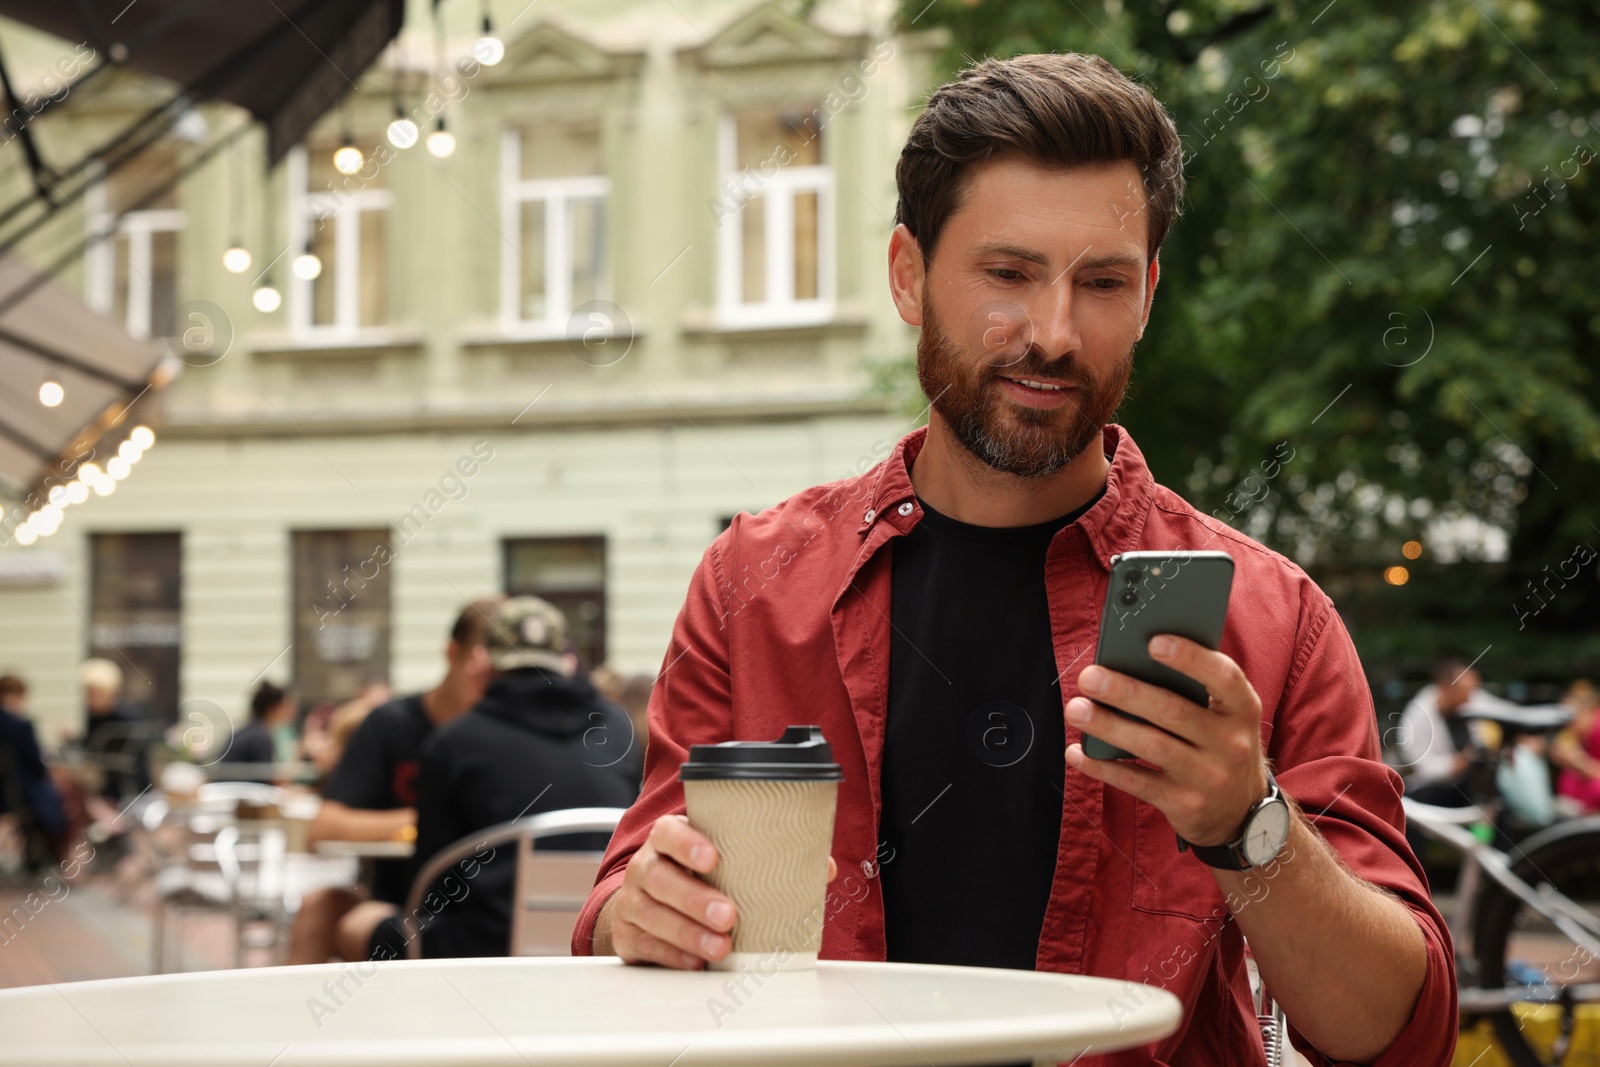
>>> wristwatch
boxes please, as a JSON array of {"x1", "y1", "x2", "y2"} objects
[{"x1": 1176, "y1": 772, "x2": 1291, "y2": 871}]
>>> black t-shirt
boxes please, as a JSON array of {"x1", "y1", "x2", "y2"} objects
[
  {"x1": 880, "y1": 486, "x2": 1103, "y2": 970},
  {"x1": 323, "y1": 694, "x2": 431, "y2": 904}
]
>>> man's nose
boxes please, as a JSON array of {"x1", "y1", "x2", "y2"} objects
[{"x1": 1027, "y1": 281, "x2": 1081, "y2": 360}]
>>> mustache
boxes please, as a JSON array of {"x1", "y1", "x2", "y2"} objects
[{"x1": 982, "y1": 354, "x2": 1094, "y2": 387}]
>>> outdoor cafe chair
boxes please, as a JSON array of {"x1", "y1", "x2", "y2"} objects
[{"x1": 401, "y1": 807, "x2": 627, "y2": 960}]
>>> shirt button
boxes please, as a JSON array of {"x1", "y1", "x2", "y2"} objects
[
  {"x1": 897, "y1": 502, "x2": 914, "y2": 516},
  {"x1": 864, "y1": 509, "x2": 876, "y2": 522}
]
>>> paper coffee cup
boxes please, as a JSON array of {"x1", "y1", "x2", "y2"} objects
[{"x1": 679, "y1": 725, "x2": 843, "y2": 972}]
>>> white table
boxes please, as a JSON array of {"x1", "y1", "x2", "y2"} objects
[{"x1": 1, "y1": 956, "x2": 1183, "y2": 1066}]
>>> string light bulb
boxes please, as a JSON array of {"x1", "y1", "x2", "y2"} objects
[
  {"x1": 253, "y1": 281, "x2": 282, "y2": 313},
  {"x1": 222, "y1": 243, "x2": 252, "y2": 273},
  {"x1": 473, "y1": 15, "x2": 505, "y2": 66},
  {"x1": 387, "y1": 107, "x2": 418, "y2": 149},
  {"x1": 130, "y1": 426, "x2": 155, "y2": 450},
  {"x1": 426, "y1": 117, "x2": 456, "y2": 159},
  {"x1": 333, "y1": 136, "x2": 364, "y2": 175},
  {"x1": 292, "y1": 245, "x2": 323, "y2": 280},
  {"x1": 39, "y1": 380, "x2": 64, "y2": 407}
]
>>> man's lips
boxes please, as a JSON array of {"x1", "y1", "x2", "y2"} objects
[
  {"x1": 994, "y1": 374, "x2": 1079, "y2": 408},
  {"x1": 996, "y1": 374, "x2": 1077, "y2": 391}
]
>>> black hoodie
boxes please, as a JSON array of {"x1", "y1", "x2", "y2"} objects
[{"x1": 411, "y1": 668, "x2": 643, "y2": 958}]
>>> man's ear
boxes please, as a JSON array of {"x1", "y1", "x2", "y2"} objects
[
  {"x1": 1137, "y1": 256, "x2": 1160, "y2": 339},
  {"x1": 887, "y1": 223, "x2": 927, "y2": 328}
]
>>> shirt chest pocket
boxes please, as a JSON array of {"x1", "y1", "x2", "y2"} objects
[{"x1": 1130, "y1": 798, "x2": 1229, "y2": 924}]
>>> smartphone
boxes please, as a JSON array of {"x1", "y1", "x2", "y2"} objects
[{"x1": 1080, "y1": 550, "x2": 1235, "y2": 761}]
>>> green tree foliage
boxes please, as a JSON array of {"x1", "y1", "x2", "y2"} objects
[{"x1": 882, "y1": 0, "x2": 1600, "y2": 671}]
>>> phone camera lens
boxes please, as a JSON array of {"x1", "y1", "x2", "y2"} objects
[
  {"x1": 1124, "y1": 568, "x2": 1143, "y2": 585},
  {"x1": 1119, "y1": 589, "x2": 1140, "y2": 606}
]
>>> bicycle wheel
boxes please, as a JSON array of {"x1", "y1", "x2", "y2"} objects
[{"x1": 1474, "y1": 817, "x2": 1600, "y2": 1067}]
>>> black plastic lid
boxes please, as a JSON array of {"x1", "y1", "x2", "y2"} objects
[{"x1": 678, "y1": 725, "x2": 844, "y2": 782}]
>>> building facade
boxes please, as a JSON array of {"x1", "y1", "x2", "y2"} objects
[{"x1": 0, "y1": 0, "x2": 945, "y2": 740}]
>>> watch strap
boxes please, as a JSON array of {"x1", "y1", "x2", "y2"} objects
[
  {"x1": 1176, "y1": 833, "x2": 1249, "y2": 871},
  {"x1": 1176, "y1": 772, "x2": 1281, "y2": 871}
]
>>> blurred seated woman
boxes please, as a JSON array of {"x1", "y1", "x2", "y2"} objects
[{"x1": 1553, "y1": 680, "x2": 1600, "y2": 817}]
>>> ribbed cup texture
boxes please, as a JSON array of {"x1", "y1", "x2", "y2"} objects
[{"x1": 683, "y1": 779, "x2": 838, "y2": 959}]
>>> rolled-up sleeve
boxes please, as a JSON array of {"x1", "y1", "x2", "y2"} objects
[
  {"x1": 572, "y1": 530, "x2": 736, "y2": 954},
  {"x1": 1267, "y1": 593, "x2": 1457, "y2": 1066}
]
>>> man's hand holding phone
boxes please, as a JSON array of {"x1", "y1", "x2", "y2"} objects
[
  {"x1": 601, "y1": 813, "x2": 838, "y2": 968},
  {"x1": 1065, "y1": 635, "x2": 1270, "y2": 849}
]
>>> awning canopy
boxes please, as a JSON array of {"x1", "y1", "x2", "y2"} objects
[
  {"x1": 0, "y1": 0, "x2": 405, "y2": 165},
  {"x1": 0, "y1": 253, "x2": 171, "y2": 504}
]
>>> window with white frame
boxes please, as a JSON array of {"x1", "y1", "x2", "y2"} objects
[
  {"x1": 287, "y1": 143, "x2": 392, "y2": 338},
  {"x1": 500, "y1": 123, "x2": 609, "y2": 334},
  {"x1": 85, "y1": 149, "x2": 184, "y2": 340},
  {"x1": 716, "y1": 105, "x2": 833, "y2": 327}
]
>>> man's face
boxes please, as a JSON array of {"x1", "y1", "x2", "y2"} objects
[
  {"x1": 902, "y1": 157, "x2": 1155, "y2": 478},
  {"x1": 85, "y1": 685, "x2": 118, "y2": 715},
  {"x1": 450, "y1": 640, "x2": 494, "y2": 703},
  {"x1": 1438, "y1": 668, "x2": 1480, "y2": 714}
]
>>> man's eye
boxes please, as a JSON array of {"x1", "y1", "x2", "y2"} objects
[
  {"x1": 1090, "y1": 277, "x2": 1124, "y2": 290},
  {"x1": 988, "y1": 268, "x2": 1024, "y2": 281}
]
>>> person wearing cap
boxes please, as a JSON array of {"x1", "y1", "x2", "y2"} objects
[
  {"x1": 573, "y1": 53, "x2": 1453, "y2": 1067},
  {"x1": 378, "y1": 596, "x2": 641, "y2": 959},
  {"x1": 286, "y1": 599, "x2": 498, "y2": 965}
]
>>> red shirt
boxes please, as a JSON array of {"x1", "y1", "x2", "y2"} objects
[{"x1": 574, "y1": 424, "x2": 1457, "y2": 1066}]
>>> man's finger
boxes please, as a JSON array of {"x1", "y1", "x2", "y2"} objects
[
  {"x1": 1077, "y1": 664, "x2": 1207, "y2": 745},
  {"x1": 1147, "y1": 635, "x2": 1257, "y2": 718},
  {"x1": 648, "y1": 813, "x2": 719, "y2": 873},
  {"x1": 617, "y1": 919, "x2": 704, "y2": 970},
  {"x1": 1066, "y1": 742, "x2": 1172, "y2": 808},
  {"x1": 1067, "y1": 695, "x2": 1195, "y2": 774},
  {"x1": 625, "y1": 892, "x2": 730, "y2": 962},
  {"x1": 637, "y1": 848, "x2": 737, "y2": 933}
]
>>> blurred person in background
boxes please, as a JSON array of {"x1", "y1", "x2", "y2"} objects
[
  {"x1": 312, "y1": 698, "x2": 379, "y2": 778},
  {"x1": 618, "y1": 673, "x2": 653, "y2": 765},
  {"x1": 216, "y1": 681, "x2": 298, "y2": 783},
  {"x1": 299, "y1": 680, "x2": 389, "y2": 778},
  {"x1": 589, "y1": 666, "x2": 653, "y2": 768},
  {"x1": 382, "y1": 597, "x2": 641, "y2": 959},
  {"x1": 1553, "y1": 680, "x2": 1600, "y2": 816},
  {"x1": 0, "y1": 673, "x2": 67, "y2": 867},
  {"x1": 588, "y1": 664, "x2": 623, "y2": 703},
  {"x1": 78, "y1": 658, "x2": 150, "y2": 803},
  {"x1": 285, "y1": 599, "x2": 498, "y2": 965},
  {"x1": 1394, "y1": 655, "x2": 1510, "y2": 805}
]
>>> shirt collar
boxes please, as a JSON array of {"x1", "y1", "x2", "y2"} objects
[{"x1": 857, "y1": 423, "x2": 1157, "y2": 571}]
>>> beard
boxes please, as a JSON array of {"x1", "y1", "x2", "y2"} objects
[{"x1": 914, "y1": 291, "x2": 1134, "y2": 479}]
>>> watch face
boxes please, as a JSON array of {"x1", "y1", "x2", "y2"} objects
[{"x1": 1242, "y1": 799, "x2": 1291, "y2": 867}]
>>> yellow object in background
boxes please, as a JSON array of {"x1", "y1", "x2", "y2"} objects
[
  {"x1": 394, "y1": 823, "x2": 417, "y2": 843},
  {"x1": 1454, "y1": 1004, "x2": 1600, "y2": 1066}
]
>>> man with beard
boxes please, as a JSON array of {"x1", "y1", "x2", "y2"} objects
[{"x1": 574, "y1": 54, "x2": 1455, "y2": 1067}]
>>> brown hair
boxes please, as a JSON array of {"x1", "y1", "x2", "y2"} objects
[
  {"x1": 894, "y1": 53, "x2": 1185, "y2": 263},
  {"x1": 450, "y1": 598, "x2": 501, "y2": 648},
  {"x1": 0, "y1": 673, "x2": 25, "y2": 702}
]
